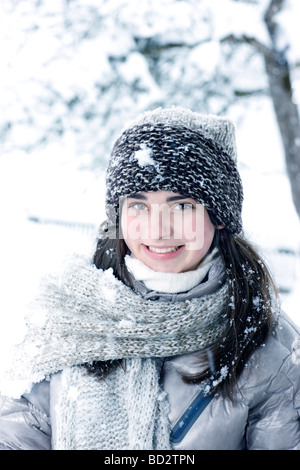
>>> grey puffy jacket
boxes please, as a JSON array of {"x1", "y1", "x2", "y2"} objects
[{"x1": 0, "y1": 312, "x2": 299, "y2": 450}]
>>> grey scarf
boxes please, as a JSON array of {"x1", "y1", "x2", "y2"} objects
[{"x1": 3, "y1": 256, "x2": 229, "y2": 449}]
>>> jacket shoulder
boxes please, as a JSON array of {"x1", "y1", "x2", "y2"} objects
[
  {"x1": 237, "y1": 312, "x2": 300, "y2": 449},
  {"x1": 0, "y1": 380, "x2": 51, "y2": 450},
  {"x1": 240, "y1": 312, "x2": 300, "y2": 397}
]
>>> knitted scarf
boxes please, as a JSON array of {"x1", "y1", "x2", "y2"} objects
[{"x1": 2, "y1": 256, "x2": 229, "y2": 450}]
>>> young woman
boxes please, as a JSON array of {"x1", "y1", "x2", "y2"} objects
[{"x1": 0, "y1": 107, "x2": 299, "y2": 450}]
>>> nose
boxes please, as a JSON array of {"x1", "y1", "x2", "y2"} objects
[{"x1": 150, "y1": 204, "x2": 173, "y2": 240}]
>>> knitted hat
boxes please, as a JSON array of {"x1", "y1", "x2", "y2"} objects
[{"x1": 105, "y1": 107, "x2": 243, "y2": 234}]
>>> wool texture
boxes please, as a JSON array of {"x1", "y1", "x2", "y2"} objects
[
  {"x1": 2, "y1": 256, "x2": 230, "y2": 449},
  {"x1": 105, "y1": 107, "x2": 243, "y2": 234},
  {"x1": 125, "y1": 248, "x2": 219, "y2": 294},
  {"x1": 51, "y1": 360, "x2": 171, "y2": 450}
]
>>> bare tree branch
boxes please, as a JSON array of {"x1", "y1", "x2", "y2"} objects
[
  {"x1": 264, "y1": 0, "x2": 300, "y2": 220},
  {"x1": 223, "y1": 0, "x2": 300, "y2": 220}
]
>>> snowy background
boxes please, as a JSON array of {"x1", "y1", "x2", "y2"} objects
[{"x1": 0, "y1": 0, "x2": 300, "y2": 355}]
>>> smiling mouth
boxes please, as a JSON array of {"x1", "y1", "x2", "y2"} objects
[{"x1": 147, "y1": 245, "x2": 183, "y2": 253}]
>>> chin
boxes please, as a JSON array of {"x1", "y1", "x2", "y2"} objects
[{"x1": 145, "y1": 260, "x2": 183, "y2": 274}]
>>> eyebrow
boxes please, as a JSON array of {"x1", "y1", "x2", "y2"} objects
[
  {"x1": 127, "y1": 193, "x2": 147, "y2": 200},
  {"x1": 166, "y1": 195, "x2": 191, "y2": 202},
  {"x1": 127, "y1": 193, "x2": 192, "y2": 202}
]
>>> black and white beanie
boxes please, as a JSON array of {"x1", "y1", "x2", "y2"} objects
[{"x1": 105, "y1": 107, "x2": 243, "y2": 235}]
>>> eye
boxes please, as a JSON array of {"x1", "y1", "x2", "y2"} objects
[
  {"x1": 128, "y1": 202, "x2": 148, "y2": 211},
  {"x1": 173, "y1": 202, "x2": 195, "y2": 211}
]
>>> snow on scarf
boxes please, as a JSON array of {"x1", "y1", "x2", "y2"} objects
[{"x1": 1, "y1": 256, "x2": 229, "y2": 449}]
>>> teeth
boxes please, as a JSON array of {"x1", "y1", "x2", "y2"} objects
[{"x1": 148, "y1": 246, "x2": 180, "y2": 253}]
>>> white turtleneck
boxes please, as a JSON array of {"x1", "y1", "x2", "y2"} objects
[{"x1": 125, "y1": 248, "x2": 218, "y2": 294}]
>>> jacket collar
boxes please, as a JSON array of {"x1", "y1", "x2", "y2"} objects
[{"x1": 125, "y1": 252, "x2": 227, "y2": 302}]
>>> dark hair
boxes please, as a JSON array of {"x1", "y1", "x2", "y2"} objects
[
  {"x1": 186, "y1": 228, "x2": 277, "y2": 399},
  {"x1": 87, "y1": 225, "x2": 277, "y2": 399}
]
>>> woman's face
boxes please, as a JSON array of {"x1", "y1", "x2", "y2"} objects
[{"x1": 121, "y1": 190, "x2": 220, "y2": 273}]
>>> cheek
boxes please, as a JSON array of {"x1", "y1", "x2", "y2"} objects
[
  {"x1": 203, "y1": 219, "x2": 215, "y2": 243},
  {"x1": 179, "y1": 210, "x2": 204, "y2": 244},
  {"x1": 120, "y1": 210, "x2": 133, "y2": 248},
  {"x1": 182, "y1": 210, "x2": 215, "y2": 251},
  {"x1": 201, "y1": 212, "x2": 216, "y2": 248},
  {"x1": 120, "y1": 209, "x2": 128, "y2": 238},
  {"x1": 121, "y1": 210, "x2": 148, "y2": 252}
]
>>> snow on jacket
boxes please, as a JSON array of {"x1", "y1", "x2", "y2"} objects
[
  {"x1": 0, "y1": 315, "x2": 299, "y2": 449},
  {"x1": 0, "y1": 257, "x2": 299, "y2": 450}
]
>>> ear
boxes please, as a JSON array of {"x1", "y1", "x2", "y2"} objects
[{"x1": 216, "y1": 224, "x2": 224, "y2": 230}]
